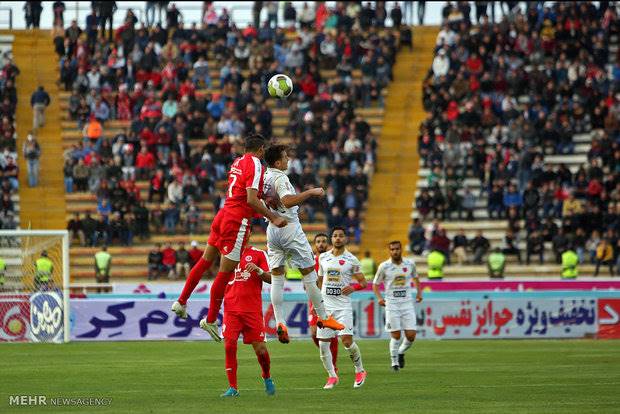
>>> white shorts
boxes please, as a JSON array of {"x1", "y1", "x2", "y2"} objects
[
  {"x1": 385, "y1": 306, "x2": 417, "y2": 332},
  {"x1": 316, "y1": 308, "x2": 354, "y2": 339},
  {"x1": 267, "y1": 222, "x2": 315, "y2": 272}
]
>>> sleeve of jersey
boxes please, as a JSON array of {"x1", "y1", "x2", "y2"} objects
[
  {"x1": 318, "y1": 255, "x2": 324, "y2": 278},
  {"x1": 259, "y1": 250, "x2": 270, "y2": 273},
  {"x1": 350, "y1": 256, "x2": 362, "y2": 276},
  {"x1": 246, "y1": 156, "x2": 263, "y2": 190},
  {"x1": 372, "y1": 263, "x2": 384, "y2": 285},
  {"x1": 275, "y1": 175, "x2": 295, "y2": 199},
  {"x1": 411, "y1": 261, "x2": 419, "y2": 279}
]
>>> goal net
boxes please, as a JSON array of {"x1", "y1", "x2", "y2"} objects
[{"x1": 0, "y1": 230, "x2": 69, "y2": 343}]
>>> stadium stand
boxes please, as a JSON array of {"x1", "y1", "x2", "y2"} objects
[
  {"x1": 409, "y1": 2, "x2": 620, "y2": 277},
  {"x1": 54, "y1": 3, "x2": 407, "y2": 279},
  {"x1": 0, "y1": 34, "x2": 20, "y2": 232}
]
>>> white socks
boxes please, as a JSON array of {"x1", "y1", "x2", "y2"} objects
[
  {"x1": 345, "y1": 342, "x2": 364, "y2": 373},
  {"x1": 303, "y1": 271, "x2": 328, "y2": 320},
  {"x1": 319, "y1": 340, "x2": 337, "y2": 377},
  {"x1": 390, "y1": 337, "x2": 403, "y2": 366},
  {"x1": 399, "y1": 338, "x2": 413, "y2": 355},
  {"x1": 270, "y1": 273, "x2": 285, "y2": 325}
]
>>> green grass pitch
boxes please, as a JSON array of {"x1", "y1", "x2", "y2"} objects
[{"x1": 1, "y1": 339, "x2": 619, "y2": 413}]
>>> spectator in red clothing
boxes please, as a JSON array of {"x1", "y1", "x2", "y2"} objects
[
  {"x1": 161, "y1": 242, "x2": 177, "y2": 279},
  {"x1": 188, "y1": 240, "x2": 203, "y2": 267},
  {"x1": 149, "y1": 169, "x2": 165, "y2": 202},
  {"x1": 430, "y1": 229, "x2": 451, "y2": 265},
  {"x1": 135, "y1": 146, "x2": 156, "y2": 179}
]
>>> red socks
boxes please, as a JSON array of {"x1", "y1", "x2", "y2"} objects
[
  {"x1": 330, "y1": 337, "x2": 338, "y2": 368},
  {"x1": 206, "y1": 271, "x2": 234, "y2": 322},
  {"x1": 177, "y1": 257, "x2": 212, "y2": 305},
  {"x1": 224, "y1": 338, "x2": 238, "y2": 389},
  {"x1": 256, "y1": 349, "x2": 271, "y2": 379}
]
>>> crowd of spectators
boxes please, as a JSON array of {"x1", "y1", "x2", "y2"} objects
[
  {"x1": 58, "y1": 2, "x2": 408, "y2": 247},
  {"x1": 0, "y1": 52, "x2": 20, "y2": 230},
  {"x1": 413, "y1": 2, "x2": 620, "y2": 273}
]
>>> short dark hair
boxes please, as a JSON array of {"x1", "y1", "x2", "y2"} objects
[
  {"x1": 264, "y1": 145, "x2": 288, "y2": 167},
  {"x1": 331, "y1": 226, "x2": 346, "y2": 236},
  {"x1": 314, "y1": 233, "x2": 328, "y2": 241},
  {"x1": 244, "y1": 133, "x2": 266, "y2": 152},
  {"x1": 388, "y1": 240, "x2": 402, "y2": 247}
]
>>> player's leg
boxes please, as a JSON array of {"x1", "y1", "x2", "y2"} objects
[
  {"x1": 221, "y1": 312, "x2": 241, "y2": 397},
  {"x1": 251, "y1": 341, "x2": 275, "y2": 396},
  {"x1": 309, "y1": 304, "x2": 319, "y2": 347},
  {"x1": 386, "y1": 308, "x2": 403, "y2": 371},
  {"x1": 317, "y1": 337, "x2": 339, "y2": 388},
  {"x1": 175, "y1": 244, "x2": 218, "y2": 306},
  {"x1": 397, "y1": 307, "x2": 418, "y2": 369},
  {"x1": 267, "y1": 228, "x2": 289, "y2": 342},
  {"x1": 389, "y1": 331, "x2": 403, "y2": 371},
  {"x1": 339, "y1": 311, "x2": 366, "y2": 388}
]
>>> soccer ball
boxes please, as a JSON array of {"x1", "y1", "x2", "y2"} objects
[{"x1": 267, "y1": 74, "x2": 293, "y2": 98}]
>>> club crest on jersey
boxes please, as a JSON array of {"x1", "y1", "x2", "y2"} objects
[
  {"x1": 245, "y1": 255, "x2": 253, "y2": 262},
  {"x1": 339, "y1": 259, "x2": 345, "y2": 266},
  {"x1": 403, "y1": 267, "x2": 407, "y2": 273}
]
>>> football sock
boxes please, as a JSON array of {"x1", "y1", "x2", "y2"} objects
[
  {"x1": 399, "y1": 338, "x2": 414, "y2": 354},
  {"x1": 178, "y1": 257, "x2": 212, "y2": 305},
  {"x1": 330, "y1": 337, "x2": 339, "y2": 368},
  {"x1": 224, "y1": 338, "x2": 238, "y2": 389},
  {"x1": 255, "y1": 349, "x2": 271, "y2": 379},
  {"x1": 319, "y1": 340, "x2": 337, "y2": 377},
  {"x1": 311, "y1": 334, "x2": 319, "y2": 347},
  {"x1": 345, "y1": 342, "x2": 364, "y2": 373},
  {"x1": 390, "y1": 337, "x2": 403, "y2": 365},
  {"x1": 270, "y1": 273, "x2": 285, "y2": 325},
  {"x1": 206, "y1": 271, "x2": 233, "y2": 322},
  {"x1": 302, "y1": 272, "x2": 327, "y2": 320}
]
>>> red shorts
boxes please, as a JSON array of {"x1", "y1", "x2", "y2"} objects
[
  {"x1": 223, "y1": 311, "x2": 266, "y2": 344},
  {"x1": 308, "y1": 301, "x2": 318, "y2": 327},
  {"x1": 208, "y1": 210, "x2": 252, "y2": 262}
]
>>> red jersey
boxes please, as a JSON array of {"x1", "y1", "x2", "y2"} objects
[
  {"x1": 223, "y1": 154, "x2": 265, "y2": 220},
  {"x1": 224, "y1": 246, "x2": 269, "y2": 314}
]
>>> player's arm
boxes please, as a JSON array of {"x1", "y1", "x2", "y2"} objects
[
  {"x1": 317, "y1": 256, "x2": 324, "y2": 288},
  {"x1": 246, "y1": 188, "x2": 286, "y2": 227},
  {"x1": 246, "y1": 251, "x2": 272, "y2": 283},
  {"x1": 280, "y1": 188, "x2": 325, "y2": 208},
  {"x1": 342, "y1": 272, "x2": 367, "y2": 295},
  {"x1": 412, "y1": 265, "x2": 422, "y2": 302},
  {"x1": 372, "y1": 265, "x2": 385, "y2": 306}
]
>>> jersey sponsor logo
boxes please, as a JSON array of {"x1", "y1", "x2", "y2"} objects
[
  {"x1": 394, "y1": 275, "x2": 406, "y2": 287},
  {"x1": 326, "y1": 269, "x2": 341, "y2": 283},
  {"x1": 393, "y1": 290, "x2": 407, "y2": 298},
  {"x1": 325, "y1": 287, "x2": 341, "y2": 296}
]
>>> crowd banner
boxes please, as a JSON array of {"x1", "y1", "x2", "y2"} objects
[{"x1": 69, "y1": 291, "x2": 620, "y2": 341}]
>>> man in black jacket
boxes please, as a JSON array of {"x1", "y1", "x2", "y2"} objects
[
  {"x1": 97, "y1": 1, "x2": 117, "y2": 41},
  {"x1": 471, "y1": 230, "x2": 490, "y2": 264},
  {"x1": 148, "y1": 243, "x2": 163, "y2": 280}
]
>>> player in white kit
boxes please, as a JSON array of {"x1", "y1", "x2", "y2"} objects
[
  {"x1": 263, "y1": 145, "x2": 344, "y2": 344},
  {"x1": 372, "y1": 241, "x2": 422, "y2": 371},
  {"x1": 317, "y1": 226, "x2": 368, "y2": 389}
]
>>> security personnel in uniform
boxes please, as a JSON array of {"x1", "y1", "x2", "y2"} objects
[
  {"x1": 561, "y1": 246, "x2": 579, "y2": 279},
  {"x1": 360, "y1": 250, "x2": 377, "y2": 281},
  {"x1": 0, "y1": 257, "x2": 6, "y2": 288},
  {"x1": 95, "y1": 245, "x2": 112, "y2": 291},
  {"x1": 487, "y1": 247, "x2": 506, "y2": 279},
  {"x1": 427, "y1": 249, "x2": 445, "y2": 280},
  {"x1": 35, "y1": 250, "x2": 54, "y2": 290}
]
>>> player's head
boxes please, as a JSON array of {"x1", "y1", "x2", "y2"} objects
[
  {"x1": 388, "y1": 241, "x2": 402, "y2": 261},
  {"x1": 331, "y1": 226, "x2": 347, "y2": 248},
  {"x1": 264, "y1": 144, "x2": 289, "y2": 170},
  {"x1": 244, "y1": 133, "x2": 266, "y2": 157},
  {"x1": 314, "y1": 233, "x2": 329, "y2": 254}
]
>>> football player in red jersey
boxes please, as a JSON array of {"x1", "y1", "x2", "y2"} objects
[
  {"x1": 172, "y1": 134, "x2": 287, "y2": 341},
  {"x1": 220, "y1": 245, "x2": 275, "y2": 397},
  {"x1": 308, "y1": 233, "x2": 339, "y2": 371}
]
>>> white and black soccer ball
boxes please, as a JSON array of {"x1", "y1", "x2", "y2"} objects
[{"x1": 267, "y1": 74, "x2": 293, "y2": 98}]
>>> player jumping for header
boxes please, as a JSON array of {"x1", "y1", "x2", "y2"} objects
[
  {"x1": 262, "y1": 145, "x2": 344, "y2": 344},
  {"x1": 171, "y1": 134, "x2": 287, "y2": 341},
  {"x1": 372, "y1": 241, "x2": 422, "y2": 371},
  {"x1": 220, "y1": 245, "x2": 275, "y2": 398},
  {"x1": 317, "y1": 226, "x2": 367, "y2": 389}
]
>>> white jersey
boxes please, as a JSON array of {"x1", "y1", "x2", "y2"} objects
[
  {"x1": 318, "y1": 249, "x2": 362, "y2": 311},
  {"x1": 373, "y1": 258, "x2": 418, "y2": 310},
  {"x1": 263, "y1": 167, "x2": 299, "y2": 224}
]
